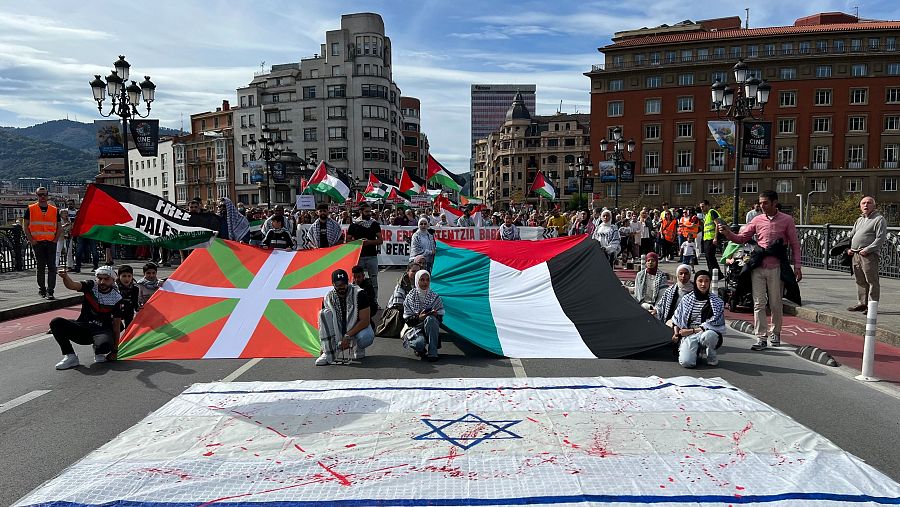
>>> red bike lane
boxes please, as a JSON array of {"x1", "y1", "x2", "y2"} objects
[{"x1": 0, "y1": 307, "x2": 79, "y2": 346}]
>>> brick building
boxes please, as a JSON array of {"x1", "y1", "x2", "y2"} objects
[
  {"x1": 400, "y1": 96, "x2": 429, "y2": 179},
  {"x1": 173, "y1": 101, "x2": 235, "y2": 208},
  {"x1": 586, "y1": 12, "x2": 900, "y2": 216}
]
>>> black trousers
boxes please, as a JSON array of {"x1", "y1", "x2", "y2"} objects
[
  {"x1": 33, "y1": 240, "x2": 57, "y2": 293},
  {"x1": 50, "y1": 317, "x2": 115, "y2": 355},
  {"x1": 640, "y1": 238, "x2": 655, "y2": 255},
  {"x1": 701, "y1": 239, "x2": 722, "y2": 275}
]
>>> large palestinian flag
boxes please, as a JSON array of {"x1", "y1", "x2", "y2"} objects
[
  {"x1": 71, "y1": 184, "x2": 220, "y2": 249},
  {"x1": 432, "y1": 235, "x2": 671, "y2": 358},
  {"x1": 308, "y1": 161, "x2": 350, "y2": 203},
  {"x1": 117, "y1": 239, "x2": 361, "y2": 359},
  {"x1": 399, "y1": 168, "x2": 426, "y2": 197},
  {"x1": 426, "y1": 154, "x2": 462, "y2": 192}
]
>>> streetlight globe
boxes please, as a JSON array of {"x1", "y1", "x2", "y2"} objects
[
  {"x1": 733, "y1": 58, "x2": 749, "y2": 83},
  {"x1": 599, "y1": 138, "x2": 609, "y2": 151},
  {"x1": 756, "y1": 80, "x2": 771, "y2": 106},
  {"x1": 126, "y1": 81, "x2": 142, "y2": 105},
  {"x1": 90, "y1": 75, "x2": 106, "y2": 103},
  {"x1": 626, "y1": 139, "x2": 636, "y2": 153},
  {"x1": 105, "y1": 70, "x2": 123, "y2": 99},
  {"x1": 139, "y1": 76, "x2": 156, "y2": 104},
  {"x1": 114, "y1": 55, "x2": 130, "y2": 82},
  {"x1": 612, "y1": 127, "x2": 623, "y2": 141},
  {"x1": 744, "y1": 77, "x2": 761, "y2": 101},
  {"x1": 722, "y1": 87, "x2": 735, "y2": 107},
  {"x1": 711, "y1": 79, "x2": 726, "y2": 105}
]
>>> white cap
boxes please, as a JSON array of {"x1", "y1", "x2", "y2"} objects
[{"x1": 95, "y1": 266, "x2": 117, "y2": 278}]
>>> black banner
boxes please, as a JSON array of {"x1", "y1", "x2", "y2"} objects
[
  {"x1": 619, "y1": 161, "x2": 635, "y2": 183},
  {"x1": 581, "y1": 178, "x2": 594, "y2": 193},
  {"x1": 742, "y1": 121, "x2": 772, "y2": 159},
  {"x1": 129, "y1": 119, "x2": 160, "y2": 157},
  {"x1": 272, "y1": 162, "x2": 286, "y2": 183}
]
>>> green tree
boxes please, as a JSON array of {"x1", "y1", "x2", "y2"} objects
[
  {"x1": 710, "y1": 194, "x2": 754, "y2": 226},
  {"x1": 566, "y1": 193, "x2": 591, "y2": 211},
  {"x1": 808, "y1": 193, "x2": 861, "y2": 225}
]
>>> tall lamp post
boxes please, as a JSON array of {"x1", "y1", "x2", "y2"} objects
[
  {"x1": 711, "y1": 58, "x2": 771, "y2": 229},
  {"x1": 599, "y1": 127, "x2": 635, "y2": 211},
  {"x1": 247, "y1": 125, "x2": 284, "y2": 209},
  {"x1": 90, "y1": 56, "x2": 156, "y2": 188},
  {"x1": 568, "y1": 156, "x2": 591, "y2": 210}
]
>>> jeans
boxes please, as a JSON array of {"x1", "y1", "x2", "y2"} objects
[
  {"x1": 751, "y1": 267, "x2": 783, "y2": 338},
  {"x1": 410, "y1": 315, "x2": 440, "y2": 358},
  {"x1": 50, "y1": 317, "x2": 115, "y2": 355},
  {"x1": 75, "y1": 238, "x2": 99, "y2": 270},
  {"x1": 33, "y1": 240, "x2": 57, "y2": 293},
  {"x1": 317, "y1": 308, "x2": 375, "y2": 360},
  {"x1": 678, "y1": 329, "x2": 720, "y2": 368},
  {"x1": 359, "y1": 255, "x2": 379, "y2": 295}
]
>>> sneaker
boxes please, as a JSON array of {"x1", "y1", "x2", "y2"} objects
[
  {"x1": 354, "y1": 347, "x2": 365, "y2": 360},
  {"x1": 706, "y1": 356, "x2": 719, "y2": 366},
  {"x1": 847, "y1": 304, "x2": 867, "y2": 312},
  {"x1": 769, "y1": 334, "x2": 781, "y2": 347},
  {"x1": 55, "y1": 354, "x2": 79, "y2": 370},
  {"x1": 750, "y1": 338, "x2": 768, "y2": 351},
  {"x1": 46, "y1": 292, "x2": 55, "y2": 301},
  {"x1": 315, "y1": 354, "x2": 331, "y2": 366},
  {"x1": 93, "y1": 354, "x2": 108, "y2": 364},
  {"x1": 426, "y1": 355, "x2": 439, "y2": 362},
  {"x1": 39, "y1": 289, "x2": 47, "y2": 298}
]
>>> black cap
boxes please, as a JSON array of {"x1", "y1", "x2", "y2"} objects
[{"x1": 331, "y1": 269, "x2": 349, "y2": 285}]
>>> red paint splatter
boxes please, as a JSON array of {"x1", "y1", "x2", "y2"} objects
[
  {"x1": 587, "y1": 427, "x2": 618, "y2": 458},
  {"x1": 266, "y1": 426, "x2": 288, "y2": 438},
  {"x1": 704, "y1": 432, "x2": 726, "y2": 438},
  {"x1": 668, "y1": 477, "x2": 675, "y2": 482},
  {"x1": 317, "y1": 461, "x2": 352, "y2": 486},
  {"x1": 659, "y1": 485, "x2": 666, "y2": 488},
  {"x1": 526, "y1": 417, "x2": 540, "y2": 423},
  {"x1": 344, "y1": 443, "x2": 357, "y2": 448},
  {"x1": 293, "y1": 443, "x2": 305, "y2": 452},
  {"x1": 138, "y1": 468, "x2": 192, "y2": 481},
  {"x1": 202, "y1": 451, "x2": 215, "y2": 457},
  {"x1": 562, "y1": 439, "x2": 580, "y2": 449},
  {"x1": 205, "y1": 443, "x2": 222, "y2": 447},
  {"x1": 735, "y1": 486, "x2": 745, "y2": 490}
]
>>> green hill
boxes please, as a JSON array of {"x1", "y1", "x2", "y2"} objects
[
  {"x1": 0, "y1": 129, "x2": 97, "y2": 181},
  {"x1": 0, "y1": 119, "x2": 183, "y2": 153}
]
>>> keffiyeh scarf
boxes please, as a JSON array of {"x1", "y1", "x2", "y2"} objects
[
  {"x1": 223, "y1": 198, "x2": 249, "y2": 242},
  {"x1": 308, "y1": 218, "x2": 343, "y2": 247}
]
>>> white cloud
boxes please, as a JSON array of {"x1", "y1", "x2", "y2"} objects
[{"x1": 0, "y1": 14, "x2": 111, "y2": 41}]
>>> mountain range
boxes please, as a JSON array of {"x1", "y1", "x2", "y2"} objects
[{"x1": 0, "y1": 120, "x2": 183, "y2": 182}]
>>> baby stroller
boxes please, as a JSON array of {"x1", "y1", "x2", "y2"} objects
[{"x1": 719, "y1": 241, "x2": 754, "y2": 312}]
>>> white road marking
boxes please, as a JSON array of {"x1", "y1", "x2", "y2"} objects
[
  {"x1": 509, "y1": 358, "x2": 527, "y2": 378},
  {"x1": 0, "y1": 390, "x2": 51, "y2": 415},
  {"x1": 221, "y1": 358, "x2": 263, "y2": 382},
  {"x1": 0, "y1": 333, "x2": 51, "y2": 352}
]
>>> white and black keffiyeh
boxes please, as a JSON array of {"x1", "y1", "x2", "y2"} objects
[
  {"x1": 307, "y1": 218, "x2": 343, "y2": 248},
  {"x1": 222, "y1": 198, "x2": 249, "y2": 242},
  {"x1": 410, "y1": 230, "x2": 436, "y2": 258},
  {"x1": 498, "y1": 223, "x2": 520, "y2": 240},
  {"x1": 356, "y1": 217, "x2": 376, "y2": 228}
]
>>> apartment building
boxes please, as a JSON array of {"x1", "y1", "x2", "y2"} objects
[{"x1": 172, "y1": 101, "x2": 235, "y2": 208}]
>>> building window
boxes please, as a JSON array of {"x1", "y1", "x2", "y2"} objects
[
  {"x1": 302, "y1": 86, "x2": 316, "y2": 99},
  {"x1": 817, "y1": 40, "x2": 829, "y2": 53},
  {"x1": 811, "y1": 178, "x2": 827, "y2": 192},
  {"x1": 675, "y1": 181, "x2": 692, "y2": 195},
  {"x1": 327, "y1": 85, "x2": 345, "y2": 98},
  {"x1": 303, "y1": 128, "x2": 317, "y2": 141},
  {"x1": 776, "y1": 179, "x2": 793, "y2": 194},
  {"x1": 780, "y1": 68, "x2": 797, "y2": 80},
  {"x1": 741, "y1": 180, "x2": 759, "y2": 194},
  {"x1": 813, "y1": 145, "x2": 830, "y2": 167},
  {"x1": 645, "y1": 98, "x2": 661, "y2": 114},
  {"x1": 799, "y1": 41, "x2": 811, "y2": 54},
  {"x1": 715, "y1": 47, "x2": 726, "y2": 58},
  {"x1": 708, "y1": 181, "x2": 724, "y2": 194},
  {"x1": 778, "y1": 118, "x2": 795, "y2": 134},
  {"x1": 712, "y1": 71, "x2": 727, "y2": 83},
  {"x1": 777, "y1": 146, "x2": 795, "y2": 167},
  {"x1": 650, "y1": 52, "x2": 660, "y2": 65},
  {"x1": 848, "y1": 116, "x2": 866, "y2": 132},
  {"x1": 678, "y1": 73, "x2": 694, "y2": 86},
  {"x1": 644, "y1": 151, "x2": 660, "y2": 172},
  {"x1": 676, "y1": 149, "x2": 693, "y2": 171},
  {"x1": 764, "y1": 43, "x2": 775, "y2": 56},
  {"x1": 644, "y1": 124, "x2": 661, "y2": 139},
  {"x1": 643, "y1": 183, "x2": 660, "y2": 195},
  {"x1": 834, "y1": 39, "x2": 845, "y2": 53},
  {"x1": 676, "y1": 122, "x2": 693, "y2": 138},
  {"x1": 698, "y1": 48, "x2": 709, "y2": 60},
  {"x1": 887, "y1": 63, "x2": 900, "y2": 76},
  {"x1": 888, "y1": 37, "x2": 897, "y2": 51},
  {"x1": 813, "y1": 117, "x2": 831, "y2": 134},
  {"x1": 850, "y1": 88, "x2": 868, "y2": 104},
  {"x1": 709, "y1": 149, "x2": 726, "y2": 170},
  {"x1": 852, "y1": 64, "x2": 867, "y2": 76},
  {"x1": 331, "y1": 42, "x2": 340, "y2": 55},
  {"x1": 780, "y1": 91, "x2": 796, "y2": 107},
  {"x1": 634, "y1": 54, "x2": 645, "y2": 66},
  {"x1": 609, "y1": 79, "x2": 623, "y2": 91},
  {"x1": 814, "y1": 89, "x2": 832, "y2": 106},
  {"x1": 302, "y1": 107, "x2": 316, "y2": 121},
  {"x1": 816, "y1": 65, "x2": 832, "y2": 78},
  {"x1": 747, "y1": 45, "x2": 758, "y2": 58},
  {"x1": 362, "y1": 105, "x2": 388, "y2": 119},
  {"x1": 730, "y1": 46, "x2": 742, "y2": 58},
  {"x1": 607, "y1": 101, "x2": 624, "y2": 116},
  {"x1": 677, "y1": 96, "x2": 694, "y2": 112},
  {"x1": 646, "y1": 76, "x2": 662, "y2": 88},
  {"x1": 888, "y1": 88, "x2": 900, "y2": 103},
  {"x1": 885, "y1": 116, "x2": 900, "y2": 131},
  {"x1": 848, "y1": 145, "x2": 865, "y2": 166},
  {"x1": 328, "y1": 106, "x2": 346, "y2": 119},
  {"x1": 328, "y1": 127, "x2": 347, "y2": 140},
  {"x1": 882, "y1": 178, "x2": 898, "y2": 192},
  {"x1": 782, "y1": 42, "x2": 793, "y2": 55},
  {"x1": 328, "y1": 147, "x2": 347, "y2": 161},
  {"x1": 847, "y1": 178, "x2": 863, "y2": 193},
  {"x1": 666, "y1": 51, "x2": 676, "y2": 63},
  {"x1": 681, "y1": 49, "x2": 693, "y2": 62},
  {"x1": 851, "y1": 39, "x2": 862, "y2": 51},
  {"x1": 869, "y1": 37, "x2": 880, "y2": 50}
]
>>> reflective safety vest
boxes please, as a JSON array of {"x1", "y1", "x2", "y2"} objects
[
  {"x1": 679, "y1": 216, "x2": 699, "y2": 239},
  {"x1": 660, "y1": 218, "x2": 677, "y2": 243},
  {"x1": 27, "y1": 203, "x2": 58, "y2": 242},
  {"x1": 703, "y1": 209, "x2": 720, "y2": 240}
]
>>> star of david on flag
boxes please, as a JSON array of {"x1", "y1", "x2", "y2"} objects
[{"x1": 413, "y1": 413, "x2": 523, "y2": 450}]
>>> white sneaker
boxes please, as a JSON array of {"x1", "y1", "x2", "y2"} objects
[
  {"x1": 315, "y1": 354, "x2": 331, "y2": 366},
  {"x1": 706, "y1": 356, "x2": 719, "y2": 366},
  {"x1": 55, "y1": 354, "x2": 79, "y2": 370},
  {"x1": 354, "y1": 347, "x2": 366, "y2": 360},
  {"x1": 93, "y1": 354, "x2": 108, "y2": 364}
]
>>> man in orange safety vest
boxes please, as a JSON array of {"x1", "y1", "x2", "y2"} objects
[{"x1": 24, "y1": 187, "x2": 62, "y2": 299}]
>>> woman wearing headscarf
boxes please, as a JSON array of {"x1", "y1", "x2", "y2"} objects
[
  {"x1": 671, "y1": 270, "x2": 726, "y2": 368},
  {"x1": 409, "y1": 218, "x2": 436, "y2": 271},
  {"x1": 568, "y1": 210, "x2": 590, "y2": 236},
  {"x1": 633, "y1": 252, "x2": 668, "y2": 314},
  {"x1": 402, "y1": 269, "x2": 444, "y2": 361},
  {"x1": 591, "y1": 209, "x2": 621, "y2": 267},
  {"x1": 655, "y1": 264, "x2": 694, "y2": 327}
]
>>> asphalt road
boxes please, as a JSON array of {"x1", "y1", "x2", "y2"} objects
[{"x1": 1, "y1": 267, "x2": 899, "y2": 506}]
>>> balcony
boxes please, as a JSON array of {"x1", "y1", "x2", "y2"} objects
[
  {"x1": 644, "y1": 167, "x2": 659, "y2": 174},
  {"x1": 708, "y1": 165, "x2": 725, "y2": 172},
  {"x1": 883, "y1": 160, "x2": 899, "y2": 169},
  {"x1": 847, "y1": 161, "x2": 865, "y2": 169},
  {"x1": 777, "y1": 162, "x2": 795, "y2": 171},
  {"x1": 812, "y1": 162, "x2": 830, "y2": 170},
  {"x1": 744, "y1": 163, "x2": 759, "y2": 171},
  {"x1": 676, "y1": 166, "x2": 693, "y2": 173}
]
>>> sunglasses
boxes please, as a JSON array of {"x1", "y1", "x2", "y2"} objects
[{"x1": 37, "y1": 193, "x2": 48, "y2": 197}]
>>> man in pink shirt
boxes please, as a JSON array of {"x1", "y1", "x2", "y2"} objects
[{"x1": 719, "y1": 190, "x2": 802, "y2": 350}]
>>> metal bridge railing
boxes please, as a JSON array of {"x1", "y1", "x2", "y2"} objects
[{"x1": 797, "y1": 225, "x2": 900, "y2": 279}]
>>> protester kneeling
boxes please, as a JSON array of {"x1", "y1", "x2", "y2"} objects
[
  {"x1": 316, "y1": 269, "x2": 374, "y2": 365},
  {"x1": 50, "y1": 266, "x2": 125, "y2": 370},
  {"x1": 671, "y1": 270, "x2": 726, "y2": 368},
  {"x1": 402, "y1": 270, "x2": 444, "y2": 361}
]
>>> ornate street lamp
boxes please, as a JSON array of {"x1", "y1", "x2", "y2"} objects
[
  {"x1": 248, "y1": 124, "x2": 284, "y2": 208},
  {"x1": 711, "y1": 58, "x2": 771, "y2": 229},
  {"x1": 599, "y1": 127, "x2": 635, "y2": 211},
  {"x1": 89, "y1": 56, "x2": 156, "y2": 187},
  {"x1": 568, "y1": 155, "x2": 592, "y2": 210}
]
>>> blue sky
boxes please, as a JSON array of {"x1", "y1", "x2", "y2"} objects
[{"x1": 1, "y1": 0, "x2": 898, "y2": 173}]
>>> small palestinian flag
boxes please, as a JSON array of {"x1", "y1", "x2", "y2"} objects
[
  {"x1": 118, "y1": 239, "x2": 362, "y2": 359},
  {"x1": 432, "y1": 236, "x2": 671, "y2": 358},
  {"x1": 434, "y1": 194, "x2": 464, "y2": 221},
  {"x1": 459, "y1": 195, "x2": 483, "y2": 206},
  {"x1": 530, "y1": 171, "x2": 556, "y2": 200},
  {"x1": 71, "y1": 184, "x2": 219, "y2": 250},
  {"x1": 399, "y1": 168, "x2": 426, "y2": 197},
  {"x1": 364, "y1": 173, "x2": 387, "y2": 199},
  {"x1": 248, "y1": 219, "x2": 263, "y2": 236},
  {"x1": 308, "y1": 161, "x2": 349, "y2": 203},
  {"x1": 387, "y1": 187, "x2": 413, "y2": 209},
  {"x1": 426, "y1": 154, "x2": 462, "y2": 192}
]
